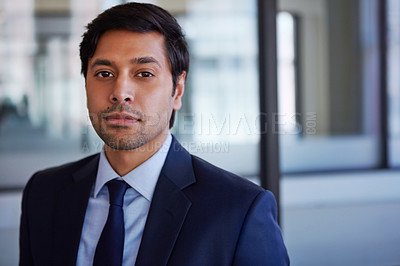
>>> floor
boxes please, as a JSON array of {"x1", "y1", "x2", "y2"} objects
[
  {"x1": 281, "y1": 170, "x2": 400, "y2": 266},
  {"x1": 1, "y1": 170, "x2": 399, "y2": 266}
]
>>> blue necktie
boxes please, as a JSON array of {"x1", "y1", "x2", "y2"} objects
[{"x1": 93, "y1": 180, "x2": 130, "y2": 266}]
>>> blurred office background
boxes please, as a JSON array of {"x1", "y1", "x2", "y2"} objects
[{"x1": 0, "y1": 0, "x2": 399, "y2": 265}]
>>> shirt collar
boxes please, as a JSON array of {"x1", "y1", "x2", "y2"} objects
[{"x1": 94, "y1": 133, "x2": 172, "y2": 201}]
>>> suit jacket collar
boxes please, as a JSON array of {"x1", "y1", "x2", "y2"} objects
[
  {"x1": 52, "y1": 154, "x2": 99, "y2": 266},
  {"x1": 135, "y1": 136, "x2": 196, "y2": 265},
  {"x1": 51, "y1": 137, "x2": 195, "y2": 265},
  {"x1": 158, "y1": 136, "x2": 196, "y2": 190}
]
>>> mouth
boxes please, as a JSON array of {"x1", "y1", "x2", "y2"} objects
[{"x1": 104, "y1": 112, "x2": 140, "y2": 126}]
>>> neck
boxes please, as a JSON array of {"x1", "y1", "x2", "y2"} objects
[{"x1": 104, "y1": 132, "x2": 169, "y2": 176}]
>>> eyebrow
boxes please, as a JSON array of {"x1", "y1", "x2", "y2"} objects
[
  {"x1": 90, "y1": 56, "x2": 161, "y2": 70},
  {"x1": 132, "y1": 57, "x2": 161, "y2": 68},
  {"x1": 90, "y1": 59, "x2": 113, "y2": 69}
]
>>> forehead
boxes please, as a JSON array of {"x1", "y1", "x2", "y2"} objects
[{"x1": 90, "y1": 30, "x2": 169, "y2": 68}]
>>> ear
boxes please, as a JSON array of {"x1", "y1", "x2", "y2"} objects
[{"x1": 172, "y1": 71, "x2": 186, "y2": 111}]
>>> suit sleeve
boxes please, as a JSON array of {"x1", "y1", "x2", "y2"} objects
[
  {"x1": 19, "y1": 174, "x2": 35, "y2": 266},
  {"x1": 232, "y1": 190, "x2": 290, "y2": 266}
]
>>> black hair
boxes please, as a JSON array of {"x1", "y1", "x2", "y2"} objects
[{"x1": 79, "y1": 2, "x2": 189, "y2": 128}]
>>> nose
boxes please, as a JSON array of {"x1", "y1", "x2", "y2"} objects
[{"x1": 109, "y1": 74, "x2": 134, "y2": 104}]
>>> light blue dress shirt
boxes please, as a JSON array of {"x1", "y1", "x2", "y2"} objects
[{"x1": 76, "y1": 133, "x2": 172, "y2": 266}]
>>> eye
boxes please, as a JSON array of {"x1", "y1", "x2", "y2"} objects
[
  {"x1": 137, "y1": 72, "x2": 154, "y2": 78},
  {"x1": 96, "y1": 71, "x2": 114, "y2": 78}
]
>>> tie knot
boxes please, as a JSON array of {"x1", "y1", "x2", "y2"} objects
[{"x1": 106, "y1": 180, "x2": 130, "y2": 207}]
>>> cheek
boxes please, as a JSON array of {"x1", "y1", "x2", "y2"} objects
[
  {"x1": 86, "y1": 93, "x2": 97, "y2": 111},
  {"x1": 86, "y1": 88, "x2": 106, "y2": 108},
  {"x1": 147, "y1": 93, "x2": 173, "y2": 113}
]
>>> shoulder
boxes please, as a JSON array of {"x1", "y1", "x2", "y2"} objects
[
  {"x1": 25, "y1": 153, "x2": 99, "y2": 192},
  {"x1": 21, "y1": 153, "x2": 100, "y2": 221},
  {"x1": 191, "y1": 155, "x2": 263, "y2": 191},
  {"x1": 189, "y1": 154, "x2": 267, "y2": 204},
  {"x1": 32, "y1": 153, "x2": 99, "y2": 179}
]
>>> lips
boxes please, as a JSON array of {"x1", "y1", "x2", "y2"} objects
[{"x1": 104, "y1": 113, "x2": 139, "y2": 125}]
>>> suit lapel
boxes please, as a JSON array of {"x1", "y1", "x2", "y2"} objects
[
  {"x1": 135, "y1": 138, "x2": 195, "y2": 266},
  {"x1": 52, "y1": 154, "x2": 99, "y2": 266}
]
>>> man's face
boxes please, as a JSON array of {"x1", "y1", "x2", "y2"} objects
[{"x1": 86, "y1": 30, "x2": 185, "y2": 150}]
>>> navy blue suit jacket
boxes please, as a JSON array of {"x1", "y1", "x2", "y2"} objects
[{"x1": 20, "y1": 137, "x2": 289, "y2": 265}]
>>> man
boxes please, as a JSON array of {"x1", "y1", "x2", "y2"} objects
[{"x1": 19, "y1": 2, "x2": 289, "y2": 266}]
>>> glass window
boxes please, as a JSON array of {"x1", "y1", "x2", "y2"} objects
[
  {"x1": 0, "y1": 0, "x2": 260, "y2": 189},
  {"x1": 277, "y1": 12, "x2": 300, "y2": 136},
  {"x1": 387, "y1": 0, "x2": 400, "y2": 167},
  {"x1": 0, "y1": 0, "x2": 102, "y2": 189},
  {"x1": 277, "y1": 0, "x2": 382, "y2": 173},
  {"x1": 171, "y1": 0, "x2": 260, "y2": 177}
]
